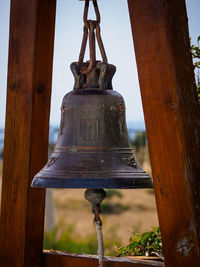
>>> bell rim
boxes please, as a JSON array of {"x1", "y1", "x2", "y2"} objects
[{"x1": 31, "y1": 176, "x2": 153, "y2": 189}]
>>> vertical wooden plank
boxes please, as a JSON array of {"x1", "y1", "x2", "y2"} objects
[
  {"x1": 128, "y1": 0, "x2": 200, "y2": 266},
  {"x1": 0, "y1": 0, "x2": 56, "y2": 267}
]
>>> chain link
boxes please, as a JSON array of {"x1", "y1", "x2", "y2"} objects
[{"x1": 78, "y1": 0, "x2": 108, "y2": 74}]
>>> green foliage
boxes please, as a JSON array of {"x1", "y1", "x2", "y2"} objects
[
  {"x1": 197, "y1": 74, "x2": 200, "y2": 98},
  {"x1": 146, "y1": 189, "x2": 155, "y2": 195},
  {"x1": 191, "y1": 36, "x2": 200, "y2": 67},
  {"x1": 0, "y1": 160, "x2": 2, "y2": 176},
  {"x1": 44, "y1": 224, "x2": 120, "y2": 256},
  {"x1": 105, "y1": 189, "x2": 123, "y2": 199},
  {"x1": 101, "y1": 202, "x2": 130, "y2": 214},
  {"x1": 131, "y1": 131, "x2": 147, "y2": 152},
  {"x1": 44, "y1": 225, "x2": 98, "y2": 254},
  {"x1": 100, "y1": 189, "x2": 130, "y2": 214},
  {"x1": 115, "y1": 227, "x2": 163, "y2": 257},
  {"x1": 191, "y1": 36, "x2": 200, "y2": 98},
  {"x1": 48, "y1": 143, "x2": 55, "y2": 157},
  {"x1": 0, "y1": 148, "x2": 3, "y2": 159}
]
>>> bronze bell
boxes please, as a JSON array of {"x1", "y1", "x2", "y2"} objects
[
  {"x1": 31, "y1": 61, "x2": 152, "y2": 189},
  {"x1": 31, "y1": 0, "x2": 153, "y2": 189}
]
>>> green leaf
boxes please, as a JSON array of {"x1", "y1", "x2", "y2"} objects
[{"x1": 128, "y1": 241, "x2": 139, "y2": 250}]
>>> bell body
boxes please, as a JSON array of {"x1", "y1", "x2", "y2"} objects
[{"x1": 32, "y1": 88, "x2": 152, "y2": 189}]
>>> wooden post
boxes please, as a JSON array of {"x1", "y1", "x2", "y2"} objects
[
  {"x1": 0, "y1": 0, "x2": 56, "y2": 266},
  {"x1": 128, "y1": 0, "x2": 200, "y2": 266},
  {"x1": 43, "y1": 251, "x2": 165, "y2": 267}
]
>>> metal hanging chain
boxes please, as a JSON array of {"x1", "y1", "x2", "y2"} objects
[
  {"x1": 79, "y1": 0, "x2": 108, "y2": 75},
  {"x1": 83, "y1": 0, "x2": 100, "y2": 24}
]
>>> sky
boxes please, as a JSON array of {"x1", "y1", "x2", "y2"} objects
[{"x1": 0, "y1": 0, "x2": 200, "y2": 128}]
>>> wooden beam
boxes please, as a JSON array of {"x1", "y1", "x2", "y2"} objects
[
  {"x1": 0, "y1": 0, "x2": 56, "y2": 267},
  {"x1": 128, "y1": 0, "x2": 200, "y2": 266},
  {"x1": 43, "y1": 251, "x2": 164, "y2": 267}
]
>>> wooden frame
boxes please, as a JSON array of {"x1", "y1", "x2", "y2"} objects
[
  {"x1": 0, "y1": 0, "x2": 56, "y2": 266},
  {"x1": 0, "y1": 0, "x2": 200, "y2": 266},
  {"x1": 43, "y1": 251, "x2": 164, "y2": 267},
  {"x1": 128, "y1": 0, "x2": 200, "y2": 266}
]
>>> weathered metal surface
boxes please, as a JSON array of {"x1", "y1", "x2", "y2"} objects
[
  {"x1": 78, "y1": 0, "x2": 107, "y2": 74},
  {"x1": 84, "y1": 188, "x2": 106, "y2": 220},
  {"x1": 31, "y1": 0, "x2": 152, "y2": 190},
  {"x1": 70, "y1": 61, "x2": 116, "y2": 90},
  {"x1": 32, "y1": 84, "x2": 152, "y2": 189}
]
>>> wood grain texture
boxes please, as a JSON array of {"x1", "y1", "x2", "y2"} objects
[
  {"x1": 43, "y1": 251, "x2": 165, "y2": 267},
  {"x1": 0, "y1": 0, "x2": 56, "y2": 266},
  {"x1": 128, "y1": 0, "x2": 200, "y2": 266}
]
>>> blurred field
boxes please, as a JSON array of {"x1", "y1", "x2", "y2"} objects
[
  {"x1": 45, "y1": 145, "x2": 159, "y2": 254},
  {"x1": 0, "y1": 145, "x2": 159, "y2": 255},
  {"x1": 52, "y1": 188, "x2": 158, "y2": 245}
]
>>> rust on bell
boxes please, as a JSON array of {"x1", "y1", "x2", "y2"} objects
[
  {"x1": 46, "y1": 157, "x2": 59, "y2": 167},
  {"x1": 118, "y1": 103, "x2": 126, "y2": 137},
  {"x1": 124, "y1": 156, "x2": 137, "y2": 168}
]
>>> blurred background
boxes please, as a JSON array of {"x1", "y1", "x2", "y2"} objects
[{"x1": 0, "y1": 0, "x2": 199, "y2": 256}]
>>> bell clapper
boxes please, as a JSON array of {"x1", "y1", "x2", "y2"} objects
[{"x1": 84, "y1": 189, "x2": 106, "y2": 267}]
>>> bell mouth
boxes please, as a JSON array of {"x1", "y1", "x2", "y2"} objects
[
  {"x1": 31, "y1": 147, "x2": 153, "y2": 189},
  {"x1": 31, "y1": 176, "x2": 153, "y2": 189}
]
